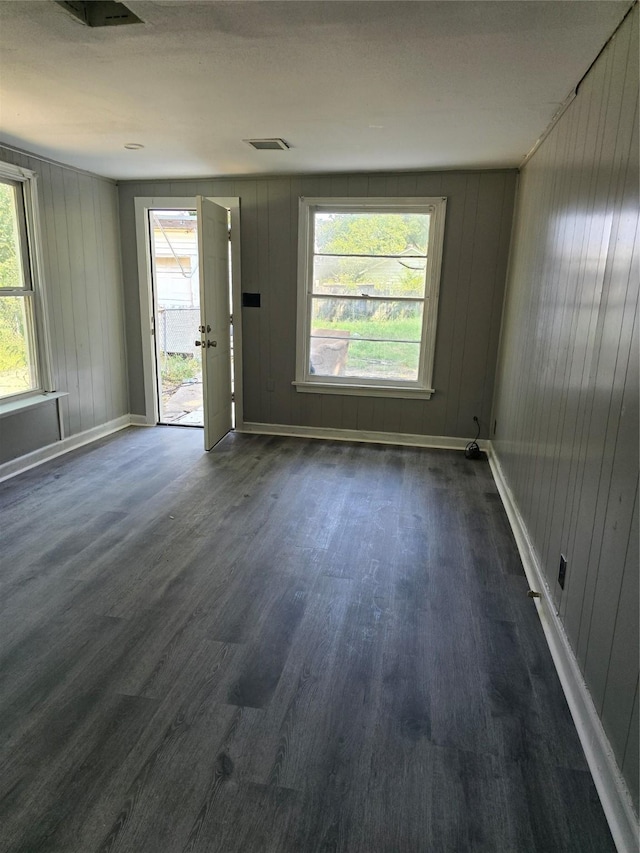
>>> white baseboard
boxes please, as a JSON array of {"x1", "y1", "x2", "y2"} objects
[
  {"x1": 129, "y1": 414, "x2": 153, "y2": 427},
  {"x1": 0, "y1": 415, "x2": 134, "y2": 483},
  {"x1": 239, "y1": 421, "x2": 486, "y2": 452},
  {"x1": 1, "y1": 415, "x2": 479, "y2": 483},
  {"x1": 487, "y1": 443, "x2": 639, "y2": 853}
]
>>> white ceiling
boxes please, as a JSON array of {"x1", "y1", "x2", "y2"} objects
[{"x1": 0, "y1": 0, "x2": 631, "y2": 180}]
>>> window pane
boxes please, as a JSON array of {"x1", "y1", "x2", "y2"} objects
[
  {"x1": 314, "y1": 212, "x2": 430, "y2": 256},
  {"x1": 0, "y1": 181, "x2": 26, "y2": 290},
  {"x1": 312, "y1": 254, "x2": 426, "y2": 298},
  {"x1": 310, "y1": 335, "x2": 420, "y2": 382},
  {"x1": 297, "y1": 197, "x2": 446, "y2": 393},
  {"x1": 150, "y1": 210, "x2": 200, "y2": 307},
  {"x1": 311, "y1": 297, "x2": 423, "y2": 341},
  {"x1": 310, "y1": 297, "x2": 423, "y2": 381},
  {"x1": 0, "y1": 296, "x2": 39, "y2": 397}
]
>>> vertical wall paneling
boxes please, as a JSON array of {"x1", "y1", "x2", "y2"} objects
[
  {"x1": 622, "y1": 681, "x2": 639, "y2": 801},
  {"x1": 0, "y1": 146, "x2": 128, "y2": 464},
  {"x1": 455, "y1": 172, "x2": 509, "y2": 436},
  {"x1": 0, "y1": 401, "x2": 60, "y2": 464},
  {"x1": 117, "y1": 180, "x2": 144, "y2": 415},
  {"x1": 563, "y1": 22, "x2": 634, "y2": 659},
  {"x1": 541, "y1": 64, "x2": 598, "y2": 608},
  {"x1": 576, "y1": 36, "x2": 638, "y2": 674},
  {"x1": 482, "y1": 173, "x2": 515, "y2": 436},
  {"x1": 443, "y1": 174, "x2": 479, "y2": 436},
  {"x1": 237, "y1": 179, "x2": 260, "y2": 423},
  {"x1": 287, "y1": 176, "x2": 304, "y2": 428},
  {"x1": 64, "y1": 170, "x2": 95, "y2": 433},
  {"x1": 347, "y1": 174, "x2": 369, "y2": 197},
  {"x1": 93, "y1": 179, "x2": 116, "y2": 422},
  {"x1": 599, "y1": 483, "x2": 639, "y2": 765},
  {"x1": 268, "y1": 178, "x2": 294, "y2": 427},
  {"x1": 98, "y1": 178, "x2": 128, "y2": 420},
  {"x1": 528, "y1": 90, "x2": 581, "y2": 562},
  {"x1": 50, "y1": 162, "x2": 82, "y2": 437},
  {"x1": 491, "y1": 6, "x2": 639, "y2": 812},
  {"x1": 119, "y1": 169, "x2": 516, "y2": 438},
  {"x1": 80, "y1": 174, "x2": 107, "y2": 427},
  {"x1": 256, "y1": 180, "x2": 271, "y2": 424}
]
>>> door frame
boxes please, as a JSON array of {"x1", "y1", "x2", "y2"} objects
[{"x1": 134, "y1": 196, "x2": 244, "y2": 430}]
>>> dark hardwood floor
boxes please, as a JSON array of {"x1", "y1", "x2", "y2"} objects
[{"x1": 0, "y1": 427, "x2": 616, "y2": 852}]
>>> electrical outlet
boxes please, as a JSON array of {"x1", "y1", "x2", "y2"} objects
[{"x1": 558, "y1": 554, "x2": 567, "y2": 589}]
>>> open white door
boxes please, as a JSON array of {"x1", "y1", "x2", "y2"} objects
[{"x1": 197, "y1": 196, "x2": 232, "y2": 450}]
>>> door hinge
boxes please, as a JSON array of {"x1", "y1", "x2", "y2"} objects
[
  {"x1": 231, "y1": 392, "x2": 235, "y2": 402},
  {"x1": 230, "y1": 313, "x2": 233, "y2": 325}
]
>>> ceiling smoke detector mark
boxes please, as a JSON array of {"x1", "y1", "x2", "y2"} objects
[
  {"x1": 243, "y1": 138, "x2": 290, "y2": 151},
  {"x1": 54, "y1": 1, "x2": 144, "y2": 27}
]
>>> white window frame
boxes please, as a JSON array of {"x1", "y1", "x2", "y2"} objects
[
  {"x1": 294, "y1": 196, "x2": 446, "y2": 399},
  {"x1": 0, "y1": 161, "x2": 54, "y2": 404}
]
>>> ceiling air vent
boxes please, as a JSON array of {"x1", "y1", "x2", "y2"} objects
[
  {"x1": 243, "y1": 139, "x2": 290, "y2": 151},
  {"x1": 54, "y1": 1, "x2": 144, "y2": 27}
]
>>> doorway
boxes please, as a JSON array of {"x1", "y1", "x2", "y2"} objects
[
  {"x1": 149, "y1": 208, "x2": 203, "y2": 426},
  {"x1": 135, "y1": 196, "x2": 243, "y2": 447}
]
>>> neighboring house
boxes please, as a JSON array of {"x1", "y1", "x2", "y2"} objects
[
  {"x1": 151, "y1": 213, "x2": 199, "y2": 308},
  {"x1": 317, "y1": 246, "x2": 426, "y2": 296},
  {"x1": 151, "y1": 213, "x2": 200, "y2": 357}
]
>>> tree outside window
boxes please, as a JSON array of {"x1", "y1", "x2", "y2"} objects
[
  {"x1": 0, "y1": 163, "x2": 50, "y2": 401},
  {"x1": 296, "y1": 197, "x2": 446, "y2": 398}
]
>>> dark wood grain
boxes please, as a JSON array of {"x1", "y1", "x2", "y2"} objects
[{"x1": 0, "y1": 427, "x2": 616, "y2": 852}]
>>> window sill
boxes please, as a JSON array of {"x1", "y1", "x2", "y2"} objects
[
  {"x1": 292, "y1": 381, "x2": 434, "y2": 400},
  {"x1": 0, "y1": 391, "x2": 68, "y2": 420}
]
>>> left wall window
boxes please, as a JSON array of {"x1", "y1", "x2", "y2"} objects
[{"x1": 0, "y1": 161, "x2": 51, "y2": 401}]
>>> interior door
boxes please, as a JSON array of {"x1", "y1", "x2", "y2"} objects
[{"x1": 197, "y1": 196, "x2": 232, "y2": 450}]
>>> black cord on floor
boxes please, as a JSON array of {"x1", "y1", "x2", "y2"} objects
[{"x1": 465, "y1": 416, "x2": 482, "y2": 459}]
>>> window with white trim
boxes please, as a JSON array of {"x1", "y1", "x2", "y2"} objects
[
  {"x1": 295, "y1": 197, "x2": 446, "y2": 398},
  {"x1": 0, "y1": 162, "x2": 51, "y2": 402}
]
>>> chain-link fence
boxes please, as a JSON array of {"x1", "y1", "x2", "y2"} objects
[{"x1": 157, "y1": 308, "x2": 200, "y2": 357}]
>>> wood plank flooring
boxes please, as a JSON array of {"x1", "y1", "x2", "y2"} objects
[{"x1": 0, "y1": 427, "x2": 616, "y2": 852}]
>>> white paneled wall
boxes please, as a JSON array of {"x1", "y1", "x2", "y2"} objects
[
  {"x1": 0, "y1": 146, "x2": 128, "y2": 462},
  {"x1": 492, "y1": 6, "x2": 639, "y2": 810}
]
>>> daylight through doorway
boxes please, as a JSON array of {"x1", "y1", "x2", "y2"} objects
[{"x1": 149, "y1": 209, "x2": 204, "y2": 426}]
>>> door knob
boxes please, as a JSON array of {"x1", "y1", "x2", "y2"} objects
[
  {"x1": 207, "y1": 340, "x2": 217, "y2": 347},
  {"x1": 195, "y1": 340, "x2": 202, "y2": 347}
]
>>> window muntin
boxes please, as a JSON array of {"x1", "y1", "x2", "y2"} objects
[
  {"x1": 296, "y1": 198, "x2": 446, "y2": 397},
  {"x1": 0, "y1": 165, "x2": 50, "y2": 402}
]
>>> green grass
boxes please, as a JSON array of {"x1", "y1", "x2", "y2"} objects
[
  {"x1": 160, "y1": 353, "x2": 200, "y2": 386},
  {"x1": 313, "y1": 316, "x2": 421, "y2": 342},
  {"x1": 312, "y1": 316, "x2": 422, "y2": 375}
]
